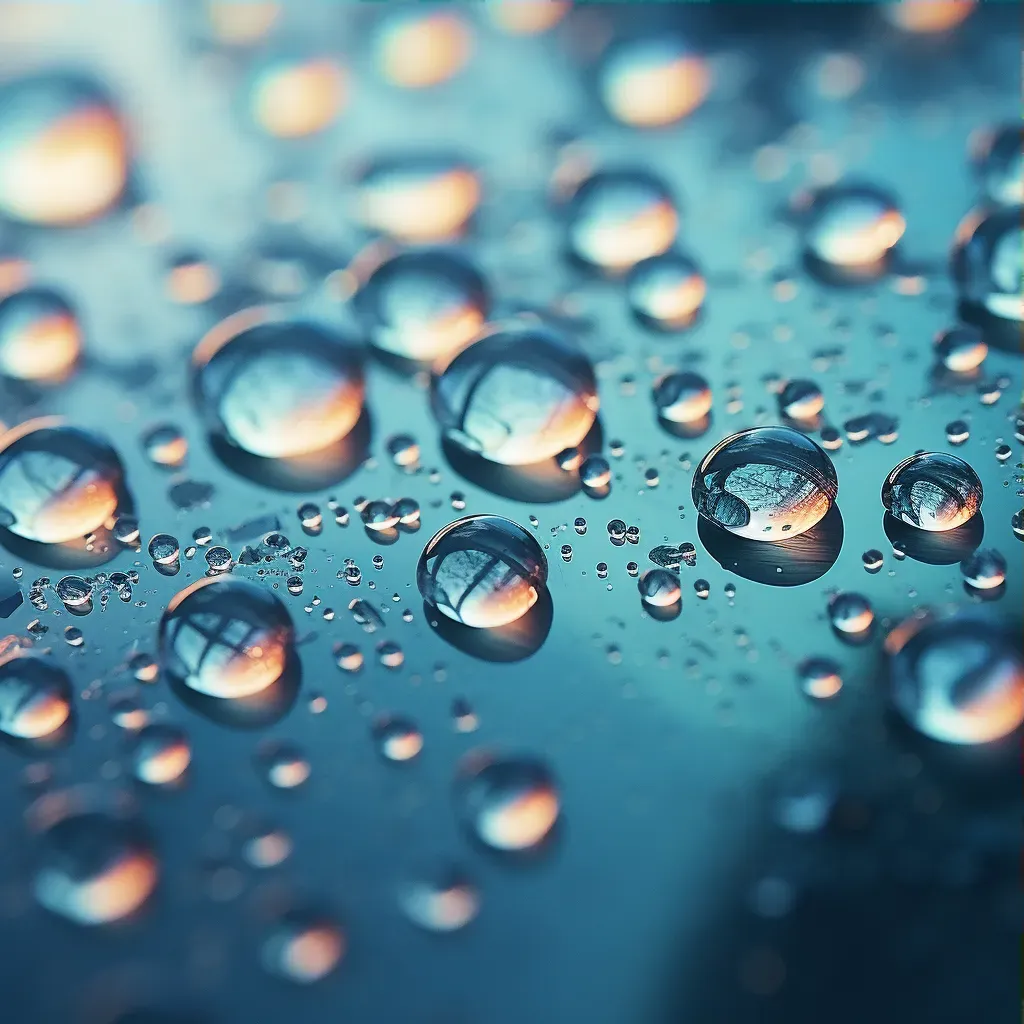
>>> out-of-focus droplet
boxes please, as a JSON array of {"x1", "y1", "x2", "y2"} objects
[
  {"x1": 334, "y1": 642, "x2": 363, "y2": 673},
  {"x1": 159, "y1": 577, "x2": 294, "y2": 699},
  {"x1": 567, "y1": 170, "x2": 679, "y2": 275},
  {"x1": 205, "y1": 1, "x2": 281, "y2": 46},
  {"x1": 355, "y1": 249, "x2": 488, "y2": 364},
  {"x1": 391, "y1": 497, "x2": 421, "y2": 526},
  {"x1": 692, "y1": 426, "x2": 838, "y2": 541},
  {"x1": 779, "y1": 379, "x2": 825, "y2": 420},
  {"x1": 132, "y1": 724, "x2": 191, "y2": 785},
  {"x1": 694, "y1": 578, "x2": 710, "y2": 599},
  {"x1": 259, "y1": 741, "x2": 310, "y2": 789},
  {"x1": 798, "y1": 657, "x2": 843, "y2": 700},
  {"x1": 192, "y1": 308, "x2": 364, "y2": 459},
  {"x1": 802, "y1": 183, "x2": 904, "y2": 277},
  {"x1": 456, "y1": 754, "x2": 560, "y2": 853},
  {"x1": 951, "y1": 206, "x2": 1023, "y2": 322},
  {"x1": 627, "y1": 253, "x2": 705, "y2": 331},
  {"x1": 141, "y1": 424, "x2": 188, "y2": 469},
  {"x1": 418, "y1": 514, "x2": 547, "y2": 629},
  {"x1": 0, "y1": 419, "x2": 127, "y2": 545},
  {"x1": 373, "y1": 714, "x2": 423, "y2": 762},
  {"x1": 33, "y1": 812, "x2": 158, "y2": 925},
  {"x1": 599, "y1": 36, "x2": 709, "y2": 128},
  {"x1": 887, "y1": 613, "x2": 1023, "y2": 745},
  {"x1": 377, "y1": 640, "x2": 405, "y2": 669},
  {"x1": 166, "y1": 253, "x2": 221, "y2": 306},
  {"x1": 399, "y1": 865, "x2": 479, "y2": 932},
  {"x1": 0, "y1": 653, "x2": 72, "y2": 739},
  {"x1": 148, "y1": 534, "x2": 179, "y2": 566},
  {"x1": 486, "y1": 0, "x2": 569, "y2": 35},
  {"x1": 862, "y1": 548, "x2": 883, "y2": 573},
  {"x1": 0, "y1": 74, "x2": 129, "y2": 227},
  {"x1": 883, "y1": 1, "x2": 975, "y2": 35},
  {"x1": 653, "y1": 371, "x2": 712, "y2": 424},
  {"x1": 828, "y1": 592, "x2": 874, "y2": 636},
  {"x1": 262, "y1": 910, "x2": 345, "y2": 984},
  {"x1": 248, "y1": 55, "x2": 346, "y2": 139},
  {"x1": 353, "y1": 154, "x2": 480, "y2": 243},
  {"x1": 0, "y1": 287, "x2": 81, "y2": 383},
  {"x1": 387, "y1": 434, "x2": 420, "y2": 469},
  {"x1": 970, "y1": 123, "x2": 1024, "y2": 207},
  {"x1": 960, "y1": 547, "x2": 1007, "y2": 591},
  {"x1": 361, "y1": 500, "x2": 399, "y2": 532},
  {"x1": 934, "y1": 325, "x2": 987, "y2": 372},
  {"x1": 881, "y1": 452, "x2": 983, "y2": 532},
  {"x1": 432, "y1": 321, "x2": 598, "y2": 466},
  {"x1": 375, "y1": 9, "x2": 472, "y2": 89}
]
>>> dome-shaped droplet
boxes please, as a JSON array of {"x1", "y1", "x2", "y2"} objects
[
  {"x1": 951, "y1": 206, "x2": 1023, "y2": 322},
  {"x1": 0, "y1": 653, "x2": 72, "y2": 739},
  {"x1": 888, "y1": 615, "x2": 1024, "y2": 745},
  {"x1": 373, "y1": 714, "x2": 423, "y2": 762},
  {"x1": 0, "y1": 419, "x2": 128, "y2": 544},
  {"x1": 361, "y1": 500, "x2": 399, "y2": 532},
  {"x1": 457, "y1": 754, "x2": 560, "y2": 853},
  {"x1": 692, "y1": 426, "x2": 838, "y2": 541},
  {"x1": 353, "y1": 153, "x2": 480, "y2": 243},
  {"x1": 579, "y1": 453, "x2": 611, "y2": 489},
  {"x1": 0, "y1": 287, "x2": 81, "y2": 383},
  {"x1": 354, "y1": 249, "x2": 489, "y2": 364},
  {"x1": 33, "y1": 812, "x2": 158, "y2": 925},
  {"x1": 0, "y1": 74, "x2": 129, "y2": 226},
  {"x1": 431, "y1": 321, "x2": 598, "y2": 466},
  {"x1": 399, "y1": 865, "x2": 479, "y2": 932},
  {"x1": 652, "y1": 371, "x2": 712, "y2": 425},
  {"x1": 828, "y1": 592, "x2": 874, "y2": 636},
  {"x1": 960, "y1": 547, "x2": 1007, "y2": 591},
  {"x1": 881, "y1": 451, "x2": 983, "y2": 532},
  {"x1": 934, "y1": 324, "x2": 987, "y2": 372},
  {"x1": 192, "y1": 308, "x2": 364, "y2": 459},
  {"x1": 159, "y1": 577, "x2": 294, "y2": 699},
  {"x1": 637, "y1": 569, "x2": 681, "y2": 609},
  {"x1": 141, "y1": 424, "x2": 188, "y2": 469},
  {"x1": 627, "y1": 252, "x2": 705, "y2": 330},
  {"x1": 374, "y1": 9, "x2": 472, "y2": 89},
  {"x1": 148, "y1": 533, "x2": 180, "y2": 565},
  {"x1": 258, "y1": 740, "x2": 311, "y2": 788},
  {"x1": 262, "y1": 909, "x2": 345, "y2": 984},
  {"x1": 247, "y1": 55, "x2": 346, "y2": 139},
  {"x1": 599, "y1": 36, "x2": 709, "y2": 128},
  {"x1": 797, "y1": 657, "x2": 843, "y2": 700},
  {"x1": 131, "y1": 724, "x2": 191, "y2": 785},
  {"x1": 802, "y1": 183, "x2": 904, "y2": 273},
  {"x1": 779, "y1": 379, "x2": 825, "y2": 420},
  {"x1": 418, "y1": 514, "x2": 548, "y2": 629},
  {"x1": 567, "y1": 170, "x2": 678, "y2": 275},
  {"x1": 971, "y1": 123, "x2": 1023, "y2": 207}
]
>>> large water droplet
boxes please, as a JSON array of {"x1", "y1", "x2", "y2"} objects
[
  {"x1": 951, "y1": 206, "x2": 1023, "y2": 322},
  {"x1": 418, "y1": 514, "x2": 548, "y2": 629},
  {"x1": 0, "y1": 653, "x2": 72, "y2": 740},
  {"x1": 432, "y1": 321, "x2": 598, "y2": 465},
  {"x1": 881, "y1": 452, "x2": 983, "y2": 532},
  {"x1": 692, "y1": 426, "x2": 838, "y2": 541},
  {"x1": 0, "y1": 287, "x2": 81, "y2": 383}
]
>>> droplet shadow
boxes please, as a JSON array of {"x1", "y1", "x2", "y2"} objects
[{"x1": 883, "y1": 512, "x2": 983, "y2": 565}]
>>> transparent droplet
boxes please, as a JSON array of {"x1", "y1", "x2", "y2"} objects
[
  {"x1": 881, "y1": 452, "x2": 983, "y2": 532},
  {"x1": 820, "y1": 426, "x2": 842, "y2": 451},
  {"x1": 33, "y1": 812, "x2": 158, "y2": 925},
  {"x1": 573, "y1": 516, "x2": 587, "y2": 535},
  {"x1": 432, "y1": 321, "x2": 599, "y2": 466},
  {"x1": 141, "y1": 424, "x2": 188, "y2": 469},
  {"x1": 192, "y1": 309, "x2": 364, "y2": 459},
  {"x1": 335, "y1": 642, "x2": 363, "y2": 673},
  {"x1": 262, "y1": 910, "x2": 345, "y2": 984},
  {"x1": 377, "y1": 640, "x2": 405, "y2": 669},
  {"x1": 450, "y1": 491, "x2": 466, "y2": 511},
  {"x1": 802, "y1": 183, "x2": 904, "y2": 273},
  {"x1": 0, "y1": 287, "x2": 81, "y2": 383},
  {"x1": 387, "y1": 434, "x2": 420, "y2": 469},
  {"x1": 353, "y1": 153, "x2": 480, "y2": 243},
  {"x1": 607, "y1": 519, "x2": 626, "y2": 543},
  {"x1": 204, "y1": 546, "x2": 232, "y2": 574},
  {"x1": 945, "y1": 419, "x2": 970, "y2": 446},
  {"x1": 828, "y1": 592, "x2": 874, "y2": 635},
  {"x1": 951, "y1": 206, "x2": 1023, "y2": 322},
  {"x1": 0, "y1": 420, "x2": 128, "y2": 545},
  {"x1": 348, "y1": 598, "x2": 382, "y2": 631},
  {"x1": 399, "y1": 866, "x2": 479, "y2": 932},
  {"x1": 960, "y1": 548, "x2": 1007, "y2": 591},
  {"x1": 596, "y1": 561, "x2": 609, "y2": 580},
  {"x1": 580, "y1": 454, "x2": 611, "y2": 489},
  {"x1": 247, "y1": 55, "x2": 345, "y2": 139},
  {"x1": 638, "y1": 568, "x2": 681, "y2": 608},
  {"x1": 862, "y1": 548, "x2": 883, "y2": 573},
  {"x1": 888, "y1": 614, "x2": 1024, "y2": 745},
  {"x1": 452, "y1": 696, "x2": 477, "y2": 731},
  {"x1": 131, "y1": 724, "x2": 191, "y2": 785},
  {"x1": 374, "y1": 9, "x2": 471, "y2": 90},
  {"x1": 373, "y1": 715, "x2": 423, "y2": 762},
  {"x1": 159, "y1": 577, "x2": 294, "y2": 699},
  {"x1": 63, "y1": 625, "x2": 84, "y2": 648},
  {"x1": 560, "y1": 543, "x2": 572, "y2": 562},
  {"x1": 55, "y1": 574, "x2": 92, "y2": 609},
  {"x1": 418, "y1": 515, "x2": 548, "y2": 629},
  {"x1": 692, "y1": 426, "x2": 838, "y2": 541},
  {"x1": 971, "y1": 123, "x2": 1024, "y2": 207},
  {"x1": 934, "y1": 325, "x2": 987, "y2": 372},
  {"x1": 0, "y1": 653, "x2": 72, "y2": 739},
  {"x1": 391, "y1": 497, "x2": 421, "y2": 526},
  {"x1": 556, "y1": 447, "x2": 582, "y2": 472},
  {"x1": 779, "y1": 379, "x2": 825, "y2": 420},
  {"x1": 994, "y1": 442, "x2": 1011, "y2": 463},
  {"x1": 626, "y1": 560, "x2": 639, "y2": 577},
  {"x1": 798, "y1": 657, "x2": 843, "y2": 700},
  {"x1": 599, "y1": 35, "x2": 709, "y2": 128},
  {"x1": 1012, "y1": 509, "x2": 1024, "y2": 540},
  {"x1": 0, "y1": 74, "x2": 129, "y2": 227},
  {"x1": 653, "y1": 371, "x2": 712, "y2": 424},
  {"x1": 361, "y1": 500, "x2": 399, "y2": 533},
  {"x1": 148, "y1": 534, "x2": 179, "y2": 565},
  {"x1": 355, "y1": 249, "x2": 489, "y2": 364},
  {"x1": 694, "y1": 578, "x2": 710, "y2": 599},
  {"x1": 627, "y1": 252, "x2": 706, "y2": 331},
  {"x1": 456, "y1": 755, "x2": 560, "y2": 852},
  {"x1": 259, "y1": 741, "x2": 311, "y2": 789},
  {"x1": 566, "y1": 170, "x2": 679, "y2": 275}
]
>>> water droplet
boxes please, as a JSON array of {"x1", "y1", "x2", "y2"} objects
[
  {"x1": 204, "y1": 546, "x2": 232, "y2": 574},
  {"x1": 450, "y1": 491, "x2": 467, "y2": 511},
  {"x1": 644, "y1": 468, "x2": 660, "y2": 488},
  {"x1": 0, "y1": 287, "x2": 81, "y2": 383},
  {"x1": 994, "y1": 442, "x2": 1012, "y2": 463},
  {"x1": 0, "y1": 420, "x2": 129, "y2": 545},
  {"x1": 599, "y1": 35, "x2": 708, "y2": 128},
  {"x1": 159, "y1": 577, "x2": 294, "y2": 699},
  {"x1": 192, "y1": 309, "x2": 364, "y2": 459},
  {"x1": 580, "y1": 453, "x2": 611, "y2": 489},
  {"x1": 556, "y1": 447, "x2": 582, "y2": 472},
  {"x1": 573, "y1": 516, "x2": 587, "y2": 535},
  {"x1": 348, "y1": 598, "x2": 382, "y2": 632},
  {"x1": 399, "y1": 865, "x2": 479, "y2": 932},
  {"x1": 723, "y1": 582, "x2": 737, "y2": 600},
  {"x1": 862, "y1": 548, "x2": 884, "y2": 573},
  {"x1": 63, "y1": 625, "x2": 84, "y2": 648},
  {"x1": 625, "y1": 524, "x2": 640, "y2": 545},
  {"x1": 374, "y1": 9, "x2": 471, "y2": 90},
  {"x1": 259, "y1": 741, "x2": 311, "y2": 789},
  {"x1": 596, "y1": 561, "x2": 609, "y2": 580},
  {"x1": 373, "y1": 715, "x2": 423, "y2": 761},
  {"x1": 262, "y1": 909, "x2": 345, "y2": 984},
  {"x1": 355, "y1": 249, "x2": 489, "y2": 364},
  {"x1": 828, "y1": 592, "x2": 874, "y2": 636},
  {"x1": 33, "y1": 812, "x2": 158, "y2": 925},
  {"x1": 693, "y1": 578, "x2": 710, "y2": 599},
  {"x1": 387, "y1": 434, "x2": 420, "y2": 469},
  {"x1": 55, "y1": 574, "x2": 92, "y2": 609},
  {"x1": 567, "y1": 170, "x2": 679, "y2": 274},
  {"x1": 960, "y1": 547, "x2": 1007, "y2": 591},
  {"x1": 560, "y1": 543, "x2": 572, "y2": 562},
  {"x1": 652, "y1": 371, "x2": 712, "y2": 425},
  {"x1": 456, "y1": 754, "x2": 560, "y2": 852},
  {"x1": 627, "y1": 252, "x2": 706, "y2": 331},
  {"x1": 335, "y1": 643, "x2": 363, "y2": 672},
  {"x1": 820, "y1": 426, "x2": 842, "y2": 451},
  {"x1": 141, "y1": 424, "x2": 188, "y2": 470},
  {"x1": 377, "y1": 640, "x2": 405, "y2": 669},
  {"x1": 247, "y1": 55, "x2": 345, "y2": 139},
  {"x1": 297, "y1": 502, "x2": 322, "y2": 531},
  {"x1": 391, "y1": 497, "x2": 421, "y2": 526},
  {"x1": 951, "y1": 206, "x2": 1023, "y2": 322},
  {"x1": 881, "y1": 452, "x2": 983, "y2": 532},
  {"x1": 432, "y1": 321, "x2": 598, "y2": 465},
  {"x1": 692, "y1": 426, "x2": 838, "y2": 541},
  {"x1": 0, "y1": 653, "x2": 72, "y2": 740},
  {"x1": 132, "y1": 724, "x2": 191, "y2": 785},
  {"x1": 934, "y1": 325, "x2": 987, "y2": 372},
  {"x1": 945, "y1": 419, "x2": 970, "y2": 446},
  {"x1": 418, "y1": 515, "x2": 548, "y2": 628},
  {"x1": 0, "y1": 74, "x2": 129, "y2": 226},
  {"x1": 626, "y1": 560, "x2": 639, "y2": 577},
  {"x1": 1012, "y1": 509, "x2": 1024, "y2": 540},
  {"x1": 244, "y1": 824, "x2": 292, "y2": 869},
  {"x1": 779, "y1": 379, "x2": 825, "y2": 420},
  {"x1": 607, "y1": 519, "x2": 626, "y2": 543},
  {"x1": 798, "y1": 657, "x2": 843, "y2": 700},
  {"x1": 888, "y1": 614, "x2": 1024, "y2": 745},
  {"x1": 148, "y1": 533, "x2": 180, "y2": 565},
  {"x1": 971, "y1": 123, "x2": 1024, "y2": 207},
  {"x1": 638, "y1": 568, "x2": 681, "y2": 608}
]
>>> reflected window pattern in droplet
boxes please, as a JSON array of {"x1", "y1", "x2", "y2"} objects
[{"x1": 880, "y1": 451, "x2": 983, "y2": 532}]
